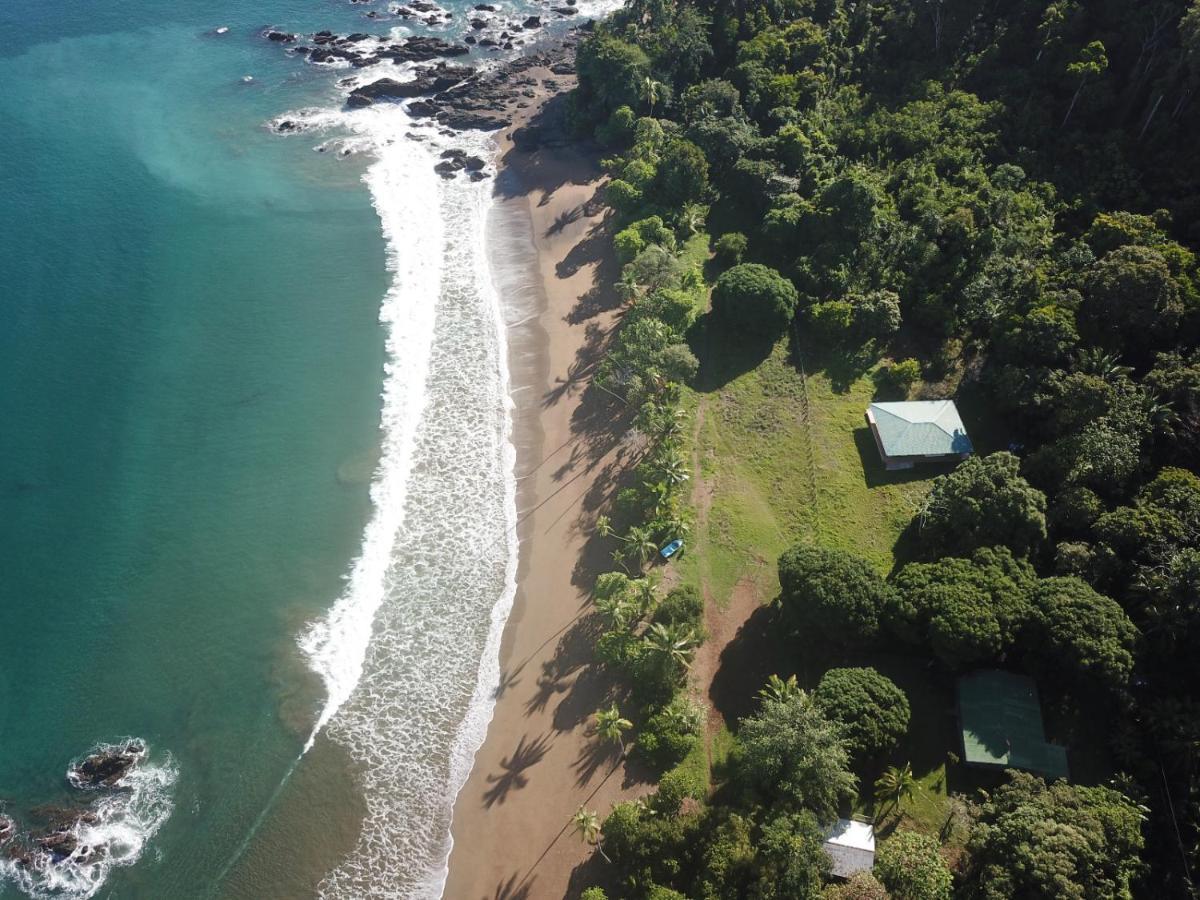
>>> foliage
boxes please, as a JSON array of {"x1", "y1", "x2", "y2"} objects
[
  {"x1": 889, "y1": 547, "x2": 1036, "y2": 666},
  {"x1": 711, "y1": 263, "x2": 800, "y2": 340},
  {"x1": 915, "y1": 453, "x2": 1048, "y2": 558},
  {"x1": 736, "y1": 691, "x2": 857, "y2": 821},
  {"x1": 823, "y1": 873, "x2": 891, "y2": 900},
  {"x1": 874, "y1": 832, "x2": 952, "y2": 900},
  {"x1": 714, "y1": 232, "x2": 748, "y2": 266},
  {"x1": 1030, "y1": 576, "x2": 1138, "y2": 690},
  {"x1": 777, "y1": 544, "x2": 891, "y2": 644},
  {"x1": 637, "y1": 695, "x2": 706, "y2": 772},
  {"x1": 963, "y1": 771, "x2": 1145, "y2": 900},
  {"x1": 813, "y1": 667, "x2": 911, "y2": 761}
]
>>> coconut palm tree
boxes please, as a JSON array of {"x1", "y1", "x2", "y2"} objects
[
  {"x1": 596, "y1": 514, "x2": 616, "y2": 539},
  {"x1": 874, "y1": 762, "x2": 920, "y2": 814},
  {"x1": 656, "y1": 454, "x2": 691, "y2": 487},
  {"x1": 758, "y1": 673, "x2": 801, "y2": 704},
  {"x1": 626, "y1": 525, "x2": 660, "y2": 569},
  {"x1": 631, "y1": 578, "x2": 658, "y2": 617},
  {"x1": 571, "y1": 807, "x2": 610, "y2": 862},
  {"x1": 596, "y1": 593, "x2": 636, "y2": 631},
  {"x1": 643, "y1": 622, "x2": 698, "y2": 670},
  {"x1": 644, "y1": 76, "x2": 667, "y2": 116},
  {"x1": 594, "y1": 704, "x2": 633, "y2": 756}
]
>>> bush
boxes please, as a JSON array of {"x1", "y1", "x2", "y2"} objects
[
  {"x1": 606, "y1": 179, "x2": 643, "y2": 215},
  {"x1": 637, "y1": 696, "x2": 705, "y2": 771},
  {"x1": 711, "y1": 263, "x2": 799, "y2": 340},
  {"x1": 714, "y1": 232, "x2": 748, "y2": 265},
  {"x1": 580, "y1": 889, "x2": 608, "y2": 900},
  {"x1": 654, "y1": 584, "x2": 705, "y2": 631},
  {"x1": 874, "y1": 832, "x2": 952, "y2": 900},
  {"x1": 874, "y1": 358, "x2": 921, "y2": 396},
  {"x1": 823, "y1": 872, "x2": 891, "y2": 899},
  {"x1": 814, "y1": 667, "x2": 910, "y2": 762},
  {"x1": 914, "y1": 452, "x2": 1048, "y2": 558},
  {"x1": 595, "y1": 105, "x2": 636, "y2": 147},
  {"x1": 777, "y1": 544, "x2": 890, "y2": 644},
  {"x1": 654, "y1": 763, "x2": 708, "y2": 815},
  {"x1": 737, "y1": 692, "x2": 857, "y2": 819}
]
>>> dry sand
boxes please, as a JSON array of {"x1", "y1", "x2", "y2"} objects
[{"x1": 442, "y1": 72, "x2": 652, "y2": 900}]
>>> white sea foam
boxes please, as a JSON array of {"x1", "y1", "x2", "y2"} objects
[
  {"x1": 289, "y1": 7, "x2": 615, "y2": 896},
  {"x1": 0, "y1": 742, "x2": 177, "y2": 900}
]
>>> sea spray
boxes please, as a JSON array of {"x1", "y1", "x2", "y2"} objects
[
  {"x1": 0, "y1": 742, "x2": 177, "y2": 900},
  {"x1": 296, "y1": 103, "x2": 445, "y2": 750}
]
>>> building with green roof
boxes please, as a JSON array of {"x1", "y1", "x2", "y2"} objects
[
  {"x1": 957, "y1": 669, "x2": 1070, "y2": 781},
  {"x1": 865, "y1": 400, "x2": 973, "y2": 470}
]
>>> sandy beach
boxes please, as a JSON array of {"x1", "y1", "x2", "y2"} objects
[{"x1": 443, "y1": 68, "x2": 653, "y2": 900}]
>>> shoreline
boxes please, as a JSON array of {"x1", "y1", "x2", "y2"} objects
[{"x1": 442, "y1": 61, "x2": 652, "y2": 900}]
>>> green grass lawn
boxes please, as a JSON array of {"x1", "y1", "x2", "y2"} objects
[
  {"x1": 681, "y1": 337, "x2": 939, "y2": 605},
  {"x1": 680, "y1": 333, "x2": 974, "y2": 840}
]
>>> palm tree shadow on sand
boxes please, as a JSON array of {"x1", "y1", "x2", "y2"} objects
[{"x1": 482, "y1": 732, "x2": 555, "y2": 809}]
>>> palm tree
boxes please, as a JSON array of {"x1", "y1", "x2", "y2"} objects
[
  {"x1": 644, "y1": 76, "x2": 667, "y2": 116},
  {"x1": 626, "y1": 525, "x2": 660, "y2": 569},
  {"x1": 631, "y1": 578, "x2": 658, "y2": 617},
  {"x1": 571, "y1": 807, "x2": 610, "y2": 862},
  {"x1": 596, "y1": 593, "x2": 636, "y2": 631},
  {"x1": 596, "y1": 514, "x2": 616, "y2": 539},
  {"x1": 594, "y1": 704, "x2": 633, "y2": 756},
  {"x1": 874, "y1": 762, "x2": 920, "y2": 814},
  {"x1": 1075, "y1": 347, "x2": 1133, "y2": 382},
  {"x1": 656, "y1": 454, "x2": 690, "y2": 487},
  {"x1": 758, "y1": 673, "x2": 801, "y2": 704},
  {"x1": 643, "y1": 622, "x2": 698, "y2": 670}
]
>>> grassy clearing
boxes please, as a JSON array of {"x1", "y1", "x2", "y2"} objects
[
  {"x1": 681, "y1": 332, "x2": 968, "y2": 833},
  {"x1": 682, "y1": 337, "x2": 939, "y2": 607}
]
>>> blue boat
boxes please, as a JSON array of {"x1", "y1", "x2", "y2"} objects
[{"x1": 660, "y1": 539, "x2": 684, "y2": 559}]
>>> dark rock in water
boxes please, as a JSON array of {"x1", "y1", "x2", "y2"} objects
[
  {"x1": 469, "y1": 170, "x2": 489, "y2": 182},
  {"x1": 37, "y1": 830, "x2": 77, "y2": 859},
  {"x1": 553, "y1": 6, "x2": 579, "y2": 13},
  {"x1": 464, "y1": 155, "x2": 487, "y2": 171},
  {"x1": 312, "y1": 30, "x2": 337, "y2": 44},
  {"x1": 406, "y1": 100, "x2": 441, "y2": 117},
  {"x1": 0, "y1": 815, "x2": 14, "y2": 844},
  {"x1": 522, "y1": 16, "x2": 541, "y2": 28},
  {"x1": 69, "y1": 741, "x2": 145, "y2": 789},
  {"x1": 274, "y1": 119, "x2": 300, "y2": 133},
  {"x1": 265, "y1": 30, "x2": 298, "y2": 42},
  {"x1": 464, "y1": 35, "x2": 477, "y2": 44},
  {"x1": 478, "y1": 38, "x2": 498, "y2": 46},
  {"x1": 470, "y1": 18, "x2": 487, "y2": 29},
  {"x1": 434, "y1": 160, "x2": 461, "y2": 178},
  {"x1": 345, "y1": 32, "x2": 372, "y2": 41}
]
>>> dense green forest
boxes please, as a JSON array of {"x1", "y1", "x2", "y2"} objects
[{"x1": 558, "y1": 0, "x2": 1200, "y2": 895}]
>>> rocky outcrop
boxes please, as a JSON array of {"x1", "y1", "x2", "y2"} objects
[
  {"x1": 68, "y1": 740, "x2": 144, "y2": 789},
  {"x1": 347, "y1": 62, "x2": 473, "y2": 107}
]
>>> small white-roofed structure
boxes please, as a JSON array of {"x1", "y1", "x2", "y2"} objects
[
  {"x1": 823, "y1": 818, "x2": 876, "y2": 879},
  {"x1": 866, "y1": 400, "x2": 973, "y2": 470}
]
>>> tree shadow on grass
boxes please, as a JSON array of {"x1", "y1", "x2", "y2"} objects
[
  {"x1": 482, "y1": 732, "x2": 555, "y2": 809},
  {"x1": 708, "y1": 603, "x2": 798, "y2": 728},
  {"x1": 689, "y1": 313, "x2": 777, "y2": 394}
]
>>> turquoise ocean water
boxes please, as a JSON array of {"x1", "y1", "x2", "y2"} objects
[
  {"x1": 0, "y1": 1, "x2": 392, "y2": 896},
  {"x1": 0, "y1": 0, "x2": 618, "y2": 896}
]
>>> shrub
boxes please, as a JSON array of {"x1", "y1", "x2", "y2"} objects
[
  {"x1": 595, "y1": 105, "x2": 636, "y2": 147},
  {"x1": 737, "y1": 692, "x2": 857, "y2": 819},
  {"x1": 874, "y1": 831, "x2": 952, "y2": 900},
  {"x1": 614, "y1": 228, "x2": 647, "y2": 264},
  {"x1": 711, "y1": 263, "x2": 799, "y2": 340},
  {"x1": 814, "y1": 667, "x2": 910, "y2": 761},
  {"x1": 874, "y1": 358, "x2": 921, "y2": 395},
  {"x1": 714, "y1": 232, "x2": 748, "y2": 265},
  {"x1": 654, "y1": 763, "x2": 708, "y2": 815},
  {"x1": 580, "y1": 889, "x2": 608, "y2": 900},
  {"x1": 637, "y1": 696, "x2": 705, "y2": 770},
  {"x1": 654, "y1": 584, "x2": 705, "y2": 631},
  {"x1": 823, "y1": 872, "x2": 890, "y2": 899},
  {"x1": 606, "y1": 179, "x2": 643, "y2": 214},
  {"x1": 914, "y1": 452, "x2": 1048, "y2": 558},
  {"x1": 777, "y1": 544, "x2": 890, "y2": 644}
]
